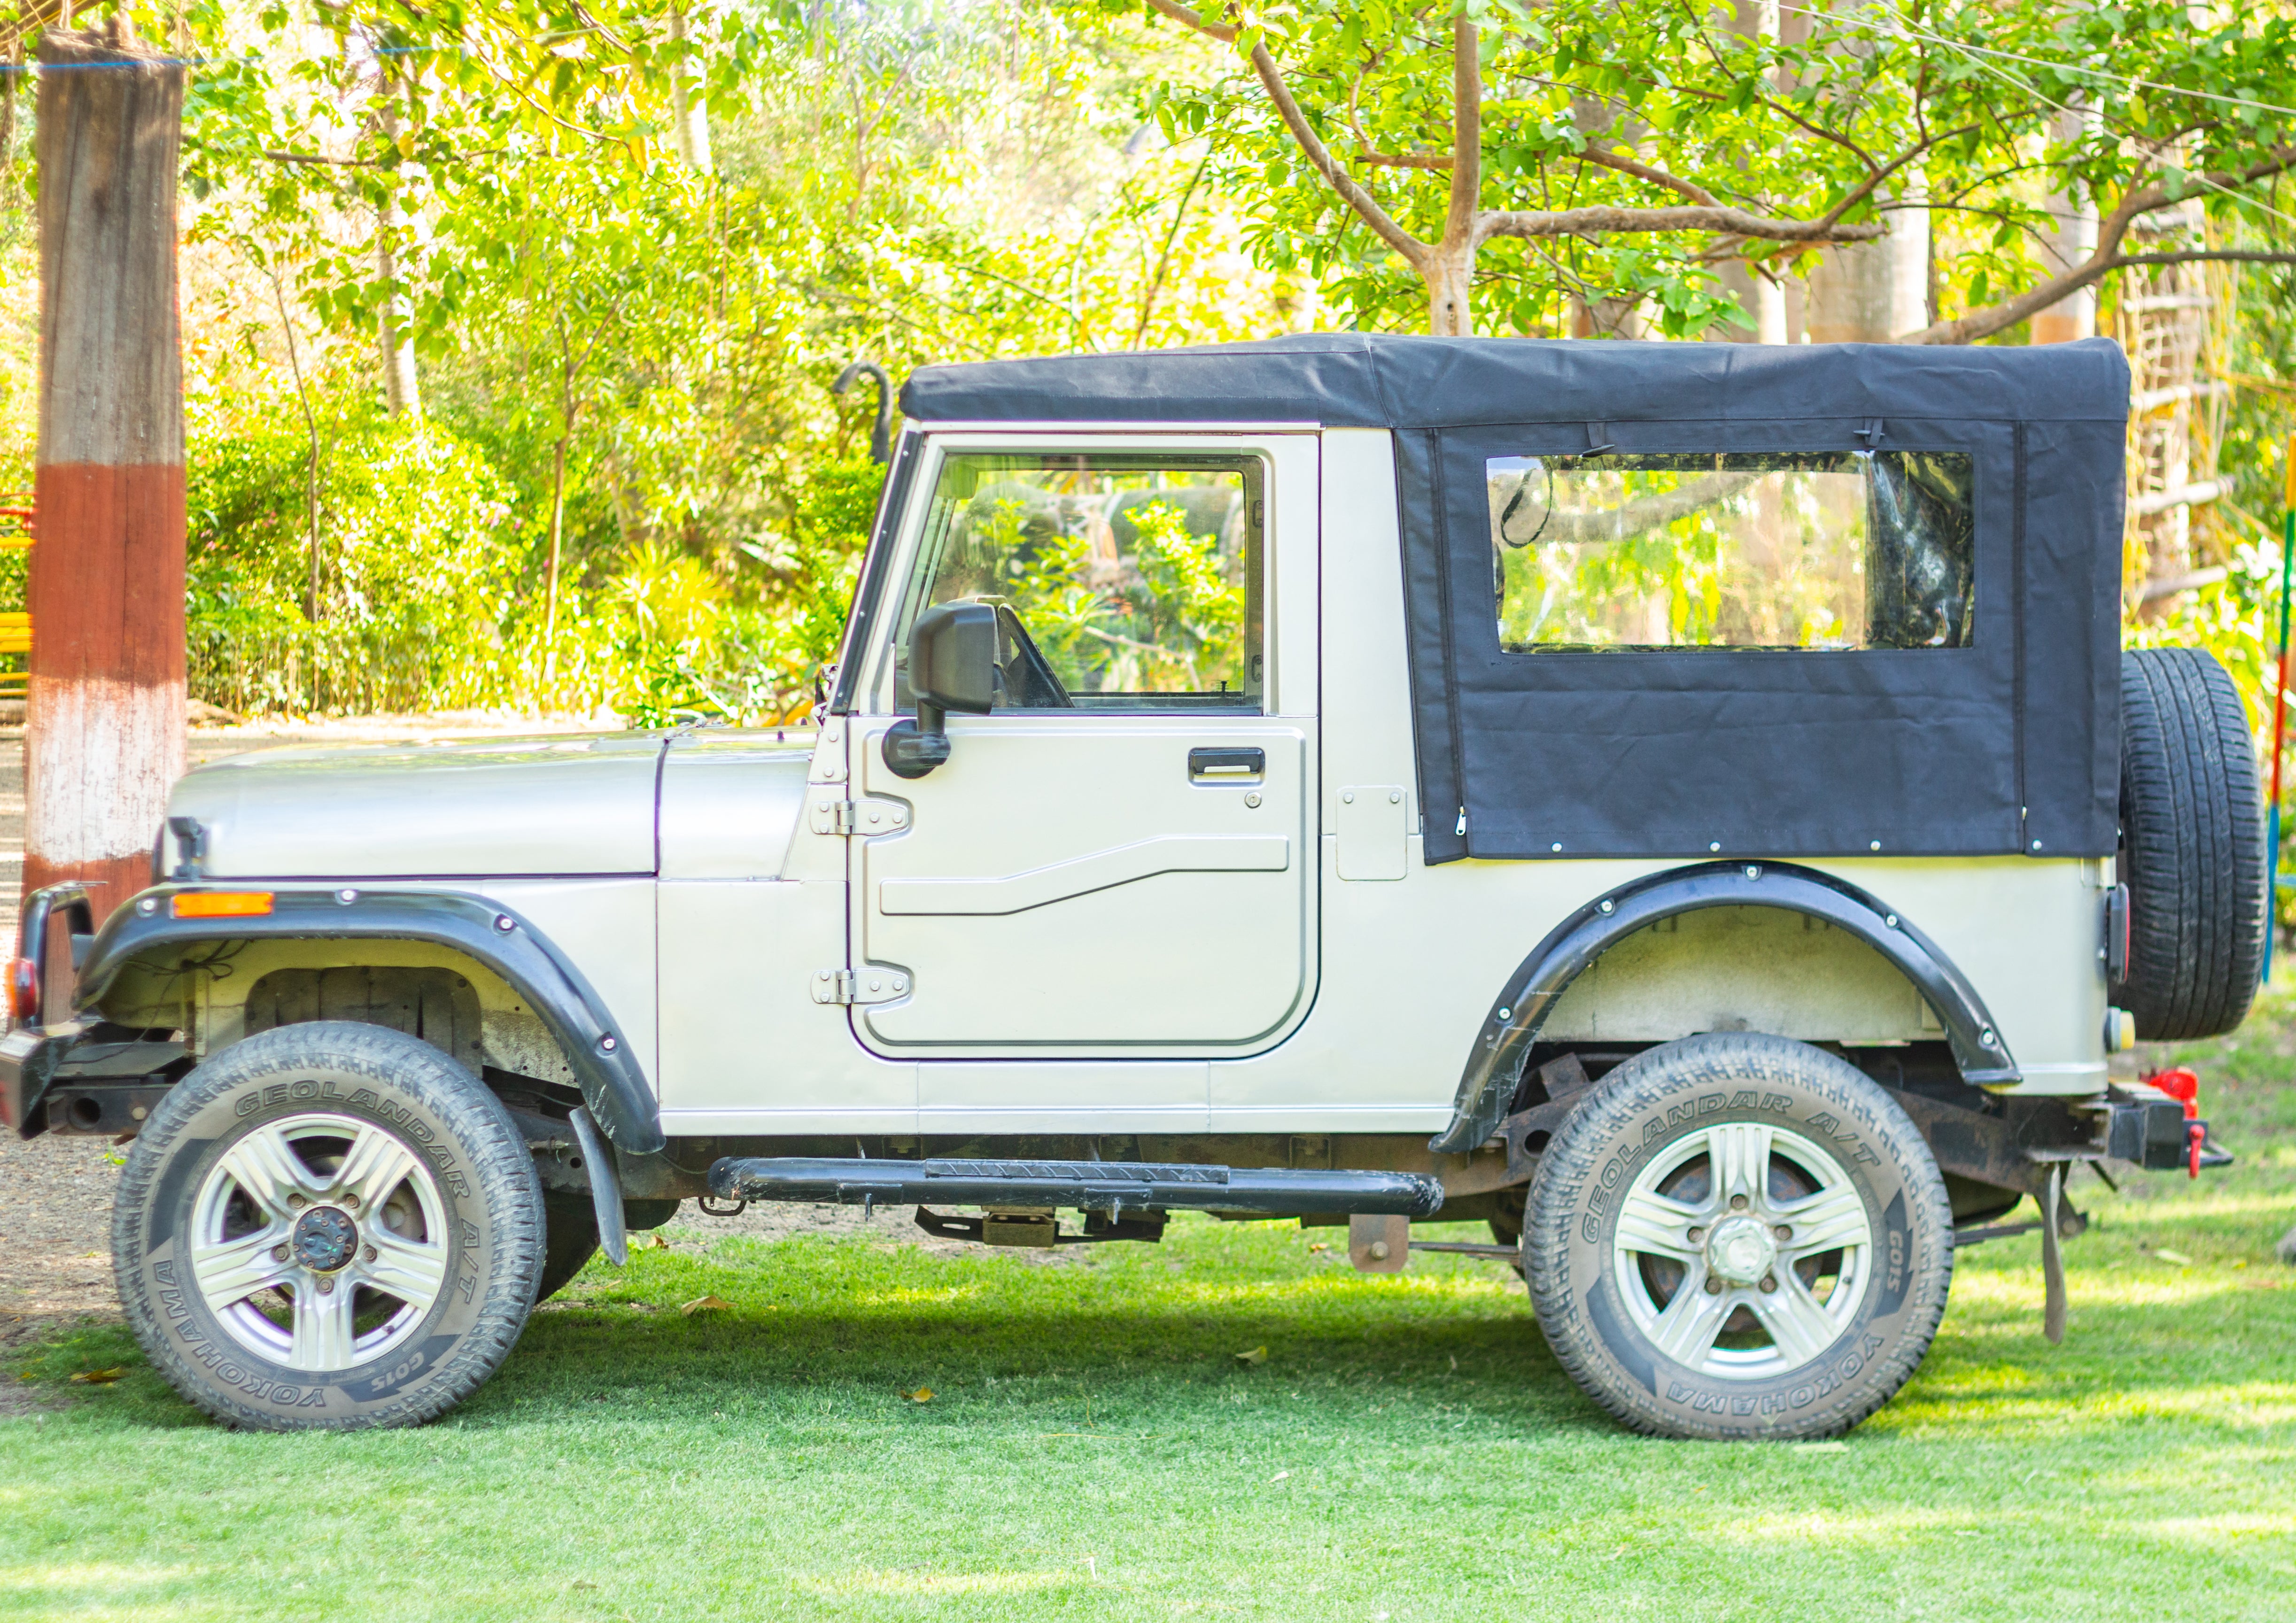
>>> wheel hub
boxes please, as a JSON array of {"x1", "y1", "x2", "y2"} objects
[
  {"x1": 291, "y1": 1205, "x2": 359, "y2": 1274},
  {"x1": 1703, "y1": 1213, "x2": 1777, "y2": 1286}
]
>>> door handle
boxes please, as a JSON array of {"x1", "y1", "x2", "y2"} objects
[{"x1": 1188, "y1": 746, "x2": 1265, "y2": 782}]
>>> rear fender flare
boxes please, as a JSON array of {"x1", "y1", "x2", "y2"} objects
[
  {"x1": 74, "y1": 886, "x2": 665, "y2": 1154},
  {"x1": 1427, "y1": 860, "x2": 2020, "y2": 1155}
]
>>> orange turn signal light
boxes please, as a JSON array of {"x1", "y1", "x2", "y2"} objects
[{"x1": 170, "y1": 892, "x2": 275, "y2": 919}]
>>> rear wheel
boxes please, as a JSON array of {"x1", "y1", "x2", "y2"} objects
[
  {"x1": 114, "y1": 1022, "x2": 545, "y2": 1430},
  {"x1": 1524, "y1": 1032, "x2": 1953, "y2": 1440}
]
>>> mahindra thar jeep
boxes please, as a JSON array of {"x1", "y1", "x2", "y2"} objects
[{"x1": 0, "y1": 334, "x2": 2259, "y2": 1439}]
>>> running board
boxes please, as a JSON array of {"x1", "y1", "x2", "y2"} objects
[{"x1": 706, "y1": 1156, "x2": 1444, "y2": 1218}]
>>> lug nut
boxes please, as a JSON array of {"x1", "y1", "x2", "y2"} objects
[
  {"x1": 343, "y1": 1193, "x2": 360, "y2": 1210},
  {"x1": 287, "y1": 1194, "x2": 308, "y2": 1209},
  {"x1": 1704, "y1": 1276, "x2": 1724, "y2": 1294},
  {"x1": 1759, "y1": 1275, "x2": 1777, "y2": 1293},
  {"x1": 363, "y1": 1244, "x2": 378, "y2": 1263},
  {"x1": 1686, "y1": 1226, "x2": 1705, "y2": 1244},
  {"x1": 1729, "y1": 1195, "x2": 1748, "y2": 1212},
  {"x1": 273, "y1": 1244, "x2": 290, "y2": 1263},
  {"x1": 1773, "y1": 1224, "x2": 1792, "y2": 1241},
  {"x1": 317, "y1": 1276, "x2": 335, "y2": 1295}
]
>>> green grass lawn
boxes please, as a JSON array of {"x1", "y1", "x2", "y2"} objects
[{"x1": 7, "y1": 1005, "x2": 2296, "y2": 1623}]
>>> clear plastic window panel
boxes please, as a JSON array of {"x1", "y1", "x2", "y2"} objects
[
  {"x1": 1487, "y1": 451, "x2": 1976, "y2": 652},
  {"x1": 896, "y1": 453, "x2": 1264, "y2": 711}
]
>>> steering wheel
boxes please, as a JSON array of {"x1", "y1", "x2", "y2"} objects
[{"x1": 943, "y1": 599, "x2": 1071, "y2": 709}]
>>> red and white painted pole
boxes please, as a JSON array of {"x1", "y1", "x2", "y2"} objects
[{"x1": 24, "y1": 23, "x2": 187, "y2": 918}]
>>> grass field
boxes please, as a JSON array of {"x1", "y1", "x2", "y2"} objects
[{"x1": 5, "y1": 1004, "x2": 2295, "y2": 1622}]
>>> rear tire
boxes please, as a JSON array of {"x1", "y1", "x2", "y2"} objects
[
  {"x1": 1523, "y1": 1033, "x2": 1953, "y2": 1440},
  {"x1": 113, "y1": 1022, "x2": 545, "y2": 1431},
  {"x1": 2116, "y1": 646, "x2": 2266, "y2": 1040}
]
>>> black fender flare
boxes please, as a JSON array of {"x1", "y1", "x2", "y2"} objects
[
  {"x1": 73, "y1": 885, "x2": 665, "y2": 1154},
  {"x1": 1427, "y1": 860, "x2": 2021, "y2": 1155}
]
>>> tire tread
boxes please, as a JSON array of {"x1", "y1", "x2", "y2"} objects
[
  {"x1": 113, "y1": 1022, "x2": 545, "y2": 1431},
  {"x1": 2117, "y1": 647, "x2": 2265, "y2": 1041}
]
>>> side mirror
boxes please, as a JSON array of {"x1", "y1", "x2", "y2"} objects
[{"x1": 883, "y1": 601, "x2": 997, "y2": 779}]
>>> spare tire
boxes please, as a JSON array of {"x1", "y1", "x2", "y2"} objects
[{"x1": 2114, "y1": 646, "x2": 2267, "y2": 1040}]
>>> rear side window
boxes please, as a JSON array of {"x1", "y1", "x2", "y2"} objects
[
  {"x1": 893, "y1": 451, "x2": 1264, "y2": 712},
  {"x1": 1487, "y1": 451, "x2": 1976, "y2": 652}
]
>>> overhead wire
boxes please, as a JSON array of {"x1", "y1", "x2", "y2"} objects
[
  {"x1": 1781, "y1": 2, "x2": 2296, "y2": 235},
  {"x1": 1779, "y1": 4, "x2": 2296, "y2": 124}
]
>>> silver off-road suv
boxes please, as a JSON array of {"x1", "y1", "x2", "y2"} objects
[{"x1": 2, "y1": 335, "x2": 2259, "y2": 1439}]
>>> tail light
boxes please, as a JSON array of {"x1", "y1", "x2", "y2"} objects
[{"x1": 5, "y1": 957, "x2": 34, "y2": 1025}]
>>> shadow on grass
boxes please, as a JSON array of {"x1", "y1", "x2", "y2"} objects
[{"x1": 18, "y1": 1216, "x2": 2293, "y2": 1452}]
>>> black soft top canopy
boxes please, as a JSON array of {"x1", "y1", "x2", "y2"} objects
[
  {"x1": 903, "y1": 336, "x2": 2130, "y2": 862},
  {"x1": 900, "y1": 332, "x2": 2130, "y2": 433}
]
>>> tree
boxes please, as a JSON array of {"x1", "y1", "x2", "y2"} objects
[
  {"x1": 1125, "y1": 0, "x2": 2296, "y2": 341},
  {"x1": 28, "y1": 20, "x2": 186, "y2": 916}
]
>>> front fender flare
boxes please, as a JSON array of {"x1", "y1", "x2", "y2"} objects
[
  {"x1": 75, "y1": 886, "x2": 665, "y2": 1154},
  {"x1": 1427, "y1": 861, "x2": 2021, "y2": 1155}
]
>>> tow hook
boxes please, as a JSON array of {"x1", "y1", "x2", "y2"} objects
[{"x1": 2142, "y1": 1067, "x2": 2207, "y2": 1180}]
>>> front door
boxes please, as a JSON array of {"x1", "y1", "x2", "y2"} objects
[{"x1": 849, "y1": 437, "x2": 1316, "y2": 1056}]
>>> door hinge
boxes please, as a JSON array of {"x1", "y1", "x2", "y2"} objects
[
  {"x1": 810, "y1": 966, "x2": 911, "y2": 1005},
  {"x1": 807, "y1": 796, "x2": 910, "y2": 835}
]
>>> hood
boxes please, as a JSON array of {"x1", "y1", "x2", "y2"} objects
[{"x1": 171, "y1": 734, "x2": 670, "y2": 880}]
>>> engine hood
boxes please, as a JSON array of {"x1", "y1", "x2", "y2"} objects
[{"x1": 171, "y1": 733, "x2": 672, "y2": 880}]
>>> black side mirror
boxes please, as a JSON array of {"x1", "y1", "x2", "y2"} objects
[{"x1": 883, "y1": 601, "x2": 996, "y2": 779}]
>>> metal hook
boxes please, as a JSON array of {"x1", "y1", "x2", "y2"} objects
[{"x1": 832, "y1": 360, "x2": 894, "y2": 465}]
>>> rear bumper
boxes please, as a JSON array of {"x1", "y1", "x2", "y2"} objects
[{"x1": 0, "y1": 1018, "x2": 93, "y2": 1137}]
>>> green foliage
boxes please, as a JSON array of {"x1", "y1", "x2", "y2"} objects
[
  {"x1": 1115, "y1": 0, "x2": 2296, "y2": 339},
  {"x1": 1003, "y1": 497, "x2": 1247, "y2": 693},
  {"x1": 186, "y1": 403, "x2": 523, "y2": 714},
  {"x1": 135, "y1": 0, "x2": 1287, "y2": 717}
]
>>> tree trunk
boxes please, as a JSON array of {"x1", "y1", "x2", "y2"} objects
[
  {"x1": 543, "y1": 431, "x2": 567, "y2": 683},
  {"x1": 376, "y1": 232, "x2": 419, "y2": 417},
  {"x1": 669, "y1": 9, "x2": 713, "y2": 175},
  {"x1": 1427, "y1": 248, "x2": 1474, "y2": 336},
  {"x1": 1709, "y1": 262, "x2": 1790, "y2": 344},
  {"x1": 28, "y1": 23, "x2": 187, "y2": 918},
  {"x1": 1709, "y1": 0, "x2": 1791, "y2": 344},
  {"x1": 2031, "y1": 106, "x2": 2101, "y2": 345},
  {"x1": 1805, "y1": 173, "x2": 1928, "y2": 342},
  {"x1": 375, "y1": 80, "x2": 421, "y2": 417}
]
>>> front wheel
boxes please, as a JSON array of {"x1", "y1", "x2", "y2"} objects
[
  {"x1": 1523, "y1": 1033, "x2": 1953, "y2": 1440},
  {"x1": 113, "y1": 1021, "x2": 546, "y2": 1430}
]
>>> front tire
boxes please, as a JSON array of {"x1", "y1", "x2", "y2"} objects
[
  {"x1": 1523, "y1": 1034, "x2": 1953, "y2": 1440},
  {"x1": 114, "y1": 1022, "x2": 546, "y2": 1430}
]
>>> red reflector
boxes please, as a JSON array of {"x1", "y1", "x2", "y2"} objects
[
  {"x1": 171, "y1": 892, "x2": 274, "y2": 919},
  {"x1": 2146, "y1": 1067, "x2": 2201, "y2": 1119},
  {"x1": 5, "y1": 957, "x2": 35, "y2": 1023}
]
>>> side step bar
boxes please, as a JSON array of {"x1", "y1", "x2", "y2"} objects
[{"x1": 707, "y1": 1157, "x2": 1444, "y2": 1218}]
